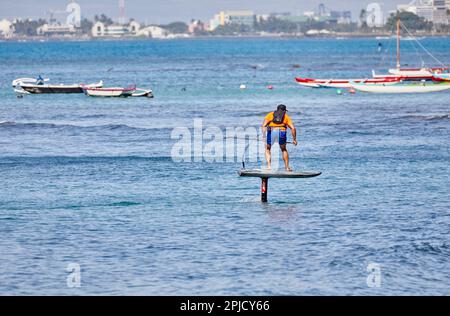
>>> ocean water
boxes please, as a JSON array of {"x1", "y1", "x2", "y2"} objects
[{"x1": 0, "y1": 38, "x2": 449, "y2": 295}]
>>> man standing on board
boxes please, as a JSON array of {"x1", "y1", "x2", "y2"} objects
[{"x1": 262, "y1": 104, "x2": 297, "y2": 171}]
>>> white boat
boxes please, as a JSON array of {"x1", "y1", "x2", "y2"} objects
[
  {"x1": 373, "y1": 19, "x2": 448, "y2": 81},
  {"x1": 388, "y1": 67, "x2": 446, "y2": 79},
  {"x1": 18, "y1": 81, "x2": 103, "y2": 94},
  {"x1": 351, "y1": 81, "x2": 450, "y2": 94},
  {"x1": 372, "y1": 69, "x2": 445, "y2": 80},
  {"x1": 295, "y1": 77, "x2": 401, "y2": 89},
  {"x1": 83, "y1": 86, "x2": 136, "y2": 97},
  {"x1": 13, "y1": 76, "x2": 103, "y2": 94},
  {"x1": 131, "y1": 88, "x2": 154, "y2": 98}
]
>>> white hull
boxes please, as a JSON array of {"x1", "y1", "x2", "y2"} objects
[
  {"x1": 352, "y1": 83, "x2": 450, "y2": 94},
  {"x1": 84, "y1": 87, "x2": 135, "y2": 97},
  {"x1": 18, "y1": 81, "x2": 103, "y2": 94},
  {"x1": 319, "y1": 82, "x2": 354, "y2": 89},
  {"x1": 296, "y1": 77, "x2": 401, "y2": 89},
  {"x1": 388, "y1": 68, "x2": 433, "y2": 77},
  {"x1": 299, "y1": 82, "x2": 322, "y2": 88},
  {"x1": 131, "y1": 89, "x2": 154, "y2": 98},
  {"x1": 372, "y1": 73, "x2": 401, "y2": 79},
  {"x1": 319, "y1": 81, "x2": 400, "y2": 89}
]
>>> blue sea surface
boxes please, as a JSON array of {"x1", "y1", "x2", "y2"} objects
[{"x1": 0, "y1": 38, "x2": 449, "y2": 295}]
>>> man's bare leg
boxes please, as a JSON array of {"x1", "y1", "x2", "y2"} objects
[
  {"x1": 265, "y1": 144, "x2": 272, "y2": 170},
  {"x1": 280, "y1": 144, "x2": 292, "y2": 171}
]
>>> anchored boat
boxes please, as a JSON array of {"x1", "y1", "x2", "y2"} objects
[
  {"x1": 351, "y1": 81, "x2": 450, "y2": 94},
  {"x1": 14, "y1": 77, "x2": 103, "y2": 94},
  {"x1": 296, "y1": 18, "x2": 448, "y2": 90},
  {"x1": 131, "y1": 88, "x2": 154, "y2": 98},
  {"x1": 372, "y1": 18, "x2": 448, "y2": 81},
  {"x1": 83, "y1": 86, "x2": 136, "y2": 97},
  {"x1": 372, "y1": 68, "x2": 448, "y2": 81},
  {"x1": 295, "y1": 77, "x2": 401, "y2": 89}
]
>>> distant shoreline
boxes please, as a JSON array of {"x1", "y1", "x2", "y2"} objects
[{"x1": 2, "y1": 32, "x2": 450, "y2": 42}]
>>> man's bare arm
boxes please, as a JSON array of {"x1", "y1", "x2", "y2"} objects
[
  {"x1": 262, "y1": 119, "x2": 270, "y2": 139},
  {"x1": 288, "y1": 122, "x2": 298, "y2": 146}
]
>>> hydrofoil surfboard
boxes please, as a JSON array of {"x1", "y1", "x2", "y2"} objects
[{"x1": 238, "y1": 169, "x2": 322, "y2": 202}]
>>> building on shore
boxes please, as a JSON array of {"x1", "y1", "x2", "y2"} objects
[
  {"x1": 0, "y1": 19, "x2": 14, "y2": 38},
  {"x1": 92, "y1": 22, "x2": 172, "y2": 39},
  {"x1": 271, "y1": 11, "x2": 348, "y2": 25},
  {"x1": 416, "y1": 1, "x2": 435, "y2": 21},
  {"x1": 209, "y1": 11, "x2": 255, "y2": 31},
  {"x1": 274, "y1": 13, "x2": 310, "y2": 23},
  {"x1": 398, "y1": 0, "x2": 448, "y2": 24},
  {"x1": 315, "y1": 3, "x2": 352, "y2": 24},
  {"x1": 92, "y1": 21, "x2": 140, "y2": 37},
  {"x1": 37, "y1": 1, "x2": 82, "y2": 37},
  {"x1": 433, "y1": 0, "x2": 449, "y2": 24},
  {"x1": 37, "y1": 24, "x2": 77, "y2": 36}
]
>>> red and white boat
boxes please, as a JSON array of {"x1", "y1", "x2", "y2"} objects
[
  {"x1": 295, "y1": 77, "x2": 401, "y2": 89},
  {"x1": 372, "y1": 68, "x2": 449, "y2": 81},
  {"x1": 295, "y1": 18, "x2": 448, "y2": 91},
  {"x1": 372, "y1": 19, "x2": 448, "y2": 81}
]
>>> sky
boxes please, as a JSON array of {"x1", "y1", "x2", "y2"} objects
[{"x1": 0, "y1": 0, "x2": 405, "y2": 24}]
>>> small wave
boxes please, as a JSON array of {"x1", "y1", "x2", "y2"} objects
[
  {"x1": 0, "y1": 121, "x2": 16, "y2": 126},
  {"x1": 81, "y1": 114, "x2": 109, "y2": 119},
  {"x1": 0, "y1": 122, "x2": 163, "y2": 132},
  {"x1": 414, "y1": 242, "x2": 450, "y2": 255},
  {"x1": 402, "y1": 114, "x2": 450, "y2": 121},
  {"x1": 249, "y1": 64, "x2": 266, "y2": 70},
  {"x1": 59, "y1": 200, "x2": 142, "y2": 210},
  {"x1": 0, "y1": 156, "x2": 174, "y2": 164},
  {"x1": 387, "y1": 242, "x2": 450, "y2": 257},
  {"x1": 239, "y1": 112, "x2": 277, "y2": 118},
  {"x1": 49, "y1": 114, "x2": 109, "y2": 120},
  {"x1": 347, "y1": 131, "x2": 373, "y2": 135},
  {"x1": 108, "y1": 201, "x2": 141, "y2": 207}
]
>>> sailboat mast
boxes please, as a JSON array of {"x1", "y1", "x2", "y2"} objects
[{"x1": 396, "y1": 17, "x2": 401, "y2": 69}]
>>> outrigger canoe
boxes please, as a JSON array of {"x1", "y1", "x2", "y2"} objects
[
  {"x1": 350, "y1": 81, "x2": 450, "y2": 94},
  {"x1": 13, "y1": 77, "x2": 103, "y2": 94},
  {"x1": 295, "y1": 77, "x2": 401, "y2": 89}
]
